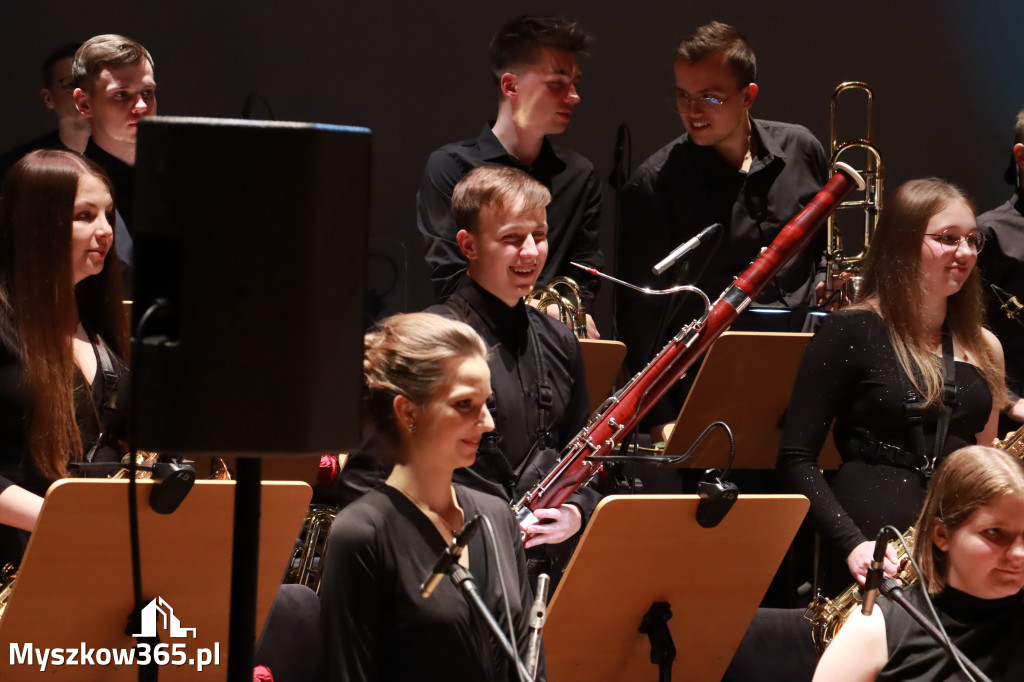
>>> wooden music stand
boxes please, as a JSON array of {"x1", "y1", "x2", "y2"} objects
[
  {"x1": 660, "y1": 332, "x2": 841, "y2": 469},
  {"x1": 543, "y1": 494, "x2": 808, "y2": 682},
  {"x1": 579, "y1": 339, "x2": 627, "y2": 412},
  {"x1": 0, "y1": 479, "x2": 310, "y2": 681}
]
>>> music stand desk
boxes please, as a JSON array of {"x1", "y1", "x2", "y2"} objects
[
  {"x1": 579, "y1": 339, "x2": 627, "y2": 412},
  {"x1": 0, "y1": 479, "x2": 310, "y2": 680},
  {"x1": 661, "y1": 331, "x2": 841, "y2": 470},
  {"x1": 544, "y1": 494, "x2": 808, "y2": 682}
]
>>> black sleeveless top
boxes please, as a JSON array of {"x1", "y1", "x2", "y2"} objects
[{"x1": 878, "y1": 584, "x2": 1024, "y2": 680}]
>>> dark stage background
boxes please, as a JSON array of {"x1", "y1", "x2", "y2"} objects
[{"x1": 2, "y1": 1, "x2": 1022, "y2": 329}]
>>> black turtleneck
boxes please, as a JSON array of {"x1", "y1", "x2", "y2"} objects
[{"x1": 878, "y1": 583, "x2": 1024, "y2": 680}]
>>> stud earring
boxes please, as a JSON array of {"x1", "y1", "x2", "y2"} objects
[{"x1": 408, "y1": 423, "x2": 417, "y2": 434}]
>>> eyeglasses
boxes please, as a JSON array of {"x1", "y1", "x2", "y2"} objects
[
  {"x1": 925, "y1": 232, "x2": 986, "y2": 253},
  {"x1": 671, "y1": 91, "x2": 737, "y2": 113}
]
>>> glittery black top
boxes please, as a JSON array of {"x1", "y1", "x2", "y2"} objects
[{"x1": 777, "y1": 309, "x2": 992, "y2": 594}]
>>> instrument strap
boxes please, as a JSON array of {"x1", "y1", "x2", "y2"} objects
[
  {"x1": 83, "y1": 337, "x2": 121, "y2": 463},
  {"x1": 900, "y1": 326, "x2": 957, "y2": 480},
  {"x1": 508, "y1": 315, "x2": 556, "y2": 486}
]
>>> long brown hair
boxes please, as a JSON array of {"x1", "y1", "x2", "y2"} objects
[
  {"x1": 854, "y1": 178, "x2": 1007, "y2": 409},
  {"x1": 0, "y1": 150, "x2": 128, "y2": 479},
  {"x1": 913, "y1": 445, "x2": 1024, "y2": 594}
]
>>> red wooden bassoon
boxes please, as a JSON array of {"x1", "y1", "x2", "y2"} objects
[{"x1": 513, "y1": 162, "x2": 865, "y2": 532}]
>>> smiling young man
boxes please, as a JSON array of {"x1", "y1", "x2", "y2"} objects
[
  {"x1": 616, "y1": 21, "x2": 828, "y2": 428},
  {"x1": 338, "y1": 166, "x2": 598, "y2": 577},
  {"x1": 417, "y1": 15, "x2": 603, "y2": 337}
]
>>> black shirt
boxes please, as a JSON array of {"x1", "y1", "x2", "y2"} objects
[
  {"x1": 977, "y1": 188, "x2": 1024, "y2": 398},
  {"x1": 417, "y1": 125, "x2": 603, "y2": 302},
  {"x1": 878, "y1": 584, "x2": 1024, "y2": 681},
  {"x1": 0, "y1": 130, "x2": 70, "y2": 182},
  {"x1": 320, "y1": 484, "x2": 542, "y2": 682},
  {"x1": 777, "y1": 310, "x2": 991, "y2": 594},
  {"x1": 429, "y1": 278, "x2": 597, "y2": 520},
  {"x1": 616, "y1": 118, "x2": 827, "y2": 425}
]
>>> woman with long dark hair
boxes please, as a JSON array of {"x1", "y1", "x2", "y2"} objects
[
  {"x1": 0, "y1": 149, "x2": 129, "y2": 566},
  {"x1": 778, "y1": 178, "x2": 1008, "y2": 596},
  {"x1": 814, "y1": 445, "x2": 1024, "y2": 680}
]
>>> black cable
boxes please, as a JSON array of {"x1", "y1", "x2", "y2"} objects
[
  {"x1": 127, "y1": 298, "x2": 170, "y2": 682},
  {"x1": 586, "y1": 420, "x2": 735, "y2": 470},
  {"x1": 480, "y1": 515, "x2": 530, "y2": 682},
  {"x1": 886, "y1": 525, "x2": 979, "y2": 682}
]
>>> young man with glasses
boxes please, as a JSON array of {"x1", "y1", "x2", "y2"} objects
[
  {"x1": 416, "y1": 15, "x2": 603, "y2": 338},
  {"x1": 977, "y1": 107, "x2": 1024, "y2": 426},
  {"x1": 0, "y1": 43, "x2": 89, "y2": 180},
  {"x1": 615, "y1": 21, "x2": 828, "y2": 430}
]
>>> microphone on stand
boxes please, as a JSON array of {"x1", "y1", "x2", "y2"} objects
[
  {"x1": 420, "y1": 515, "x2": 482, "y2": 599},
  {"x1": 862, "y1": 527, "x2": 893, "y2": 616},
  {"x1": 652, "y1": 223, "x2": 722, "y2": 275}
]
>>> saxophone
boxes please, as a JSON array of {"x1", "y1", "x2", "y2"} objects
[{"x1": 805, "y1": 426, "x2": 1024, "y2": 654}]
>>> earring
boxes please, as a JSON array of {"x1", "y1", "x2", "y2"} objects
[{"x1": 408, "y1": 423, "x2": 417, "y2": 434}]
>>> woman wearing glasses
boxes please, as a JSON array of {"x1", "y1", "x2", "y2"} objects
[{"x1": 778, "y1": 178, "x2": 1008, "y2": 597}]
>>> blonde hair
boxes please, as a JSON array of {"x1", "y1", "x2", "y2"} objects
[
  {"x1": 913, "y1": 445, "x2": 1024, "y2": 594},
  {"x1": 451, "y1": 166, "x2": 550, "y2": 234},
  {"x1": 363, "y1": 313, "x2": 488, "y2": 440},
  {"x1": 853, "y1": 178, "x2": 1007, "y2": 410}
]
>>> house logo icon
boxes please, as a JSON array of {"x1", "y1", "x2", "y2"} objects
[{"x1": 132, "y1": 597, "x2": 197, "y2": 638}]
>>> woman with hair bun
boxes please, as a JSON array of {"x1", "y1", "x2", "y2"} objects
[
  {"x1": 815, "y1": 445, "x2": 1024, "y2": 680},
  {"x1": 320, "y1": 312, "x2": 541, "y2": 682}
]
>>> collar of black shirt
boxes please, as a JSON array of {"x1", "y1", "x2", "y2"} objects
[
  {"x1": 477, "y1": 124, "x2": 565, "y2": 177},
  {"x1": 458, "y1": 276, "x2": 531, "y2": 346}
]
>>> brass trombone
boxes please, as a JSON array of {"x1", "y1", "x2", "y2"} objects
[{"x1": 825, "y1": 82, "x2": 883, "y2": 304}]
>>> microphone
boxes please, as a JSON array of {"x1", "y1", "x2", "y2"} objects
[
  {"x1": 420, "y1": 515, "x2": 482, "y2": 599},
  {"x1": 652, "y1": 223, "x2": 722, "y2": 275},
  {"x1": 862, "y1": 527, "x2": 892, "y2": 616}
]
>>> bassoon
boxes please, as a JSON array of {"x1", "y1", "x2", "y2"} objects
[{"x1": 513, "y1": 162, "x2": 865, "y2": 534}]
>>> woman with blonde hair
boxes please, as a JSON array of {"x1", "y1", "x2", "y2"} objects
[
  {"x1": 320, "y1": 312, "x2": 540, "y2": 681},
  {"x1": 814, "y1": 445, "x2": 1024, "y2": 680},
  {"x1": 778, "y1": 178, "x2": 1007, "y2": 596}
]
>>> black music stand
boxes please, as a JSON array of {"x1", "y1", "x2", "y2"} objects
[
  {"x1": 542, "y1": 494, "x2": 808, "y2": 682},
  {"x1": 660, "y1": 331, "x2": 841, "y2": 470},
  {"x1": 0, "y1": 479, "x2": 310, "y2": 681}
]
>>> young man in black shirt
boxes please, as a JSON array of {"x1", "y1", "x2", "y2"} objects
[
  {"x1": 977, "y1": 107, "x2": 1024, "y2": 427},
  {"x1": 338, "y1": 166, "x2": 598, "y2": 564},
  {"x1": 0, "y1": 43, "x2": 89, "y2": 179},
  {"x1": 417, "y1": 15, "x2": 603, "y2": 338},
  {"x1": 616, "y1": 21, "x2": 828, "y2": 428},
  {"x1": 72, "y1": 34, "x2": 157, "y2": 282}
]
